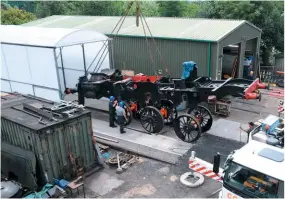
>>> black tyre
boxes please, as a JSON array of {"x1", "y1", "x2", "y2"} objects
[
  {"x1": 174, "y1": 114, "x2": 202, "y2": 143},
  {"x1": 188, "y1": 105, "x2": 213, "y2": 133},
  {"x1": 140, "y1": 106, "x2": 164, "y2": 134}
]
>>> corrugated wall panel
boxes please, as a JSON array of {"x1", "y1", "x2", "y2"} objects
[
  {"x1": 210, "y1": 43, "x2": 219, "y2": 79},
  {"x1": 1, "y1": 119, "x2": 35, "y2": 150},
  {"x1": 112, "y1": 37, "x2": 209, "y2": 78},
  {"x1": 1, "y1": 113, "x2": 96, "y2": 185}
]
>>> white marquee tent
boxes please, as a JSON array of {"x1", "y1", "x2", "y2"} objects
[{"x1": 1, "y1": 25, "x2": 113, "y2": 101}]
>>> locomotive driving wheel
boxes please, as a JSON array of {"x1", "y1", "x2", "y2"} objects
[
  {"x1": 115, "y1": 101, "x2": 133, "y2": 126},
  {"x1": 174, "y1": 114, "x2": 201, "y2": 143},
  {"x1": 140, "y1": 106, "x2": 164, "y2": 134},
  {"x1": 188, "y1": 105, "x2": 213, "y2": 133},
  {"x1": 155, "y1": 99, "x2": 178, "y2": 125}
]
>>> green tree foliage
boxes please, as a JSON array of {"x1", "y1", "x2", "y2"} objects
[
  {"x1": 128, "y1": 1, "x2": 159, "y2": 17},
  {"x1": 157, "y1": 1, "x2": 200, "y2": 17},
  {"x1": 157, "y1": 1, "x2": 187, "y2": 17},
  {"x1": 198, "y1": 1, "x2": 284, "y2": 54},
  {"x1": 1, "y1": 2, "x2": 11, "y2": 10},
  {"x1": 75, "y1": 1, "x2": 125, "y2": 16},
  {"x1": 5, "y1": 1, "x2": 37, "y2": 13},
  {"x1": 1, "y1": 7, "x2": 36, "y2": 25},
  {"x1": 34, "y1": 1, "x2": 78, "y2": 18}
]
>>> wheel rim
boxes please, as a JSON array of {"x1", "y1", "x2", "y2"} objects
[
  {"x1": 188, "y1": 105, "x2": 213, "y2": 133},
  {"x1": 174, "y1": 114, "x2": 201, "y2": 143},
  {"x1": 140, "y1": 106, "x2": 164, "y2": 134}
]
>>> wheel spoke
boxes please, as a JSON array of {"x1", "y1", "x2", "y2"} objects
[
  {"x1": 188, "y1": 106, "x2": 213, "y2": 133},
  {"x1": 140, "y1": 106, "x2": 164, "y2": 134}
]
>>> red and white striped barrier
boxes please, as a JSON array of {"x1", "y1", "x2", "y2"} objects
[
  {"x1": 269, "y1": 89, "x2": 284, "y2": 98},
  {"x1": 278, "y1": 106, "x2": 284, "y2": 113},
  {"x1": 278, "y1": 100, "x2": 284, "y2": 116},
  {"x1": 188, "y1": 157, "x2": 223, "y2": 183}
]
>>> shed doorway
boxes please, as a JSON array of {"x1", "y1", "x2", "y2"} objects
[{"x1": 221, "y1": 44, "x2": 254, "y2": 80}]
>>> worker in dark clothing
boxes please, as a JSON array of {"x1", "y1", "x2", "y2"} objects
[
  {"x1": 109, "y1": 96, "x2": 117, "y2": 128},
  {"x1": 116, "y1": 101, "x2": 128, "y2": 134},
  {"x1": 240, "y1": 122, "x2": 255, "y2": 142}
]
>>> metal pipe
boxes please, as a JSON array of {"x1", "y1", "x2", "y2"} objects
[
  {"x1": 53, "y1": 48, "x2": 64, "y2": 100},
  {"x1": 56, "y1": 67, "x2": 86, "y2": 73},
  {"x1": 207, "y1": 43, "x2": 211, "y2": 77},
  {"x1": 60, "y1": 47, "x2": 67, "y2": 89},
  {"x1": 55, "y1": 39, "x2": 112, "y2": 48},
  {"x1": 1, "y1": 42, "x2": 55, "y2": 49},
  {"x1": 1, "y1": 39, "x2": 112, "y2": 49},
  {"x1": 0, "y1": 78, "x2": 59, "y2": 91},
  {"x1": 82, "y1": 44, "x2": 87, "y2": 76},
  {"x1": 93, "y1": 135, "x2": 119, "y2": 143}
]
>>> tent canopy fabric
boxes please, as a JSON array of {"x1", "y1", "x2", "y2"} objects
[{"x1": 0, "y1": 25, "x2": 109, "y2": 48}]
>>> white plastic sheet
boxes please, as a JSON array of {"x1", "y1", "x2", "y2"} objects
[
  {"x1": 1, "y1": 80, "x2": 11, "y2": 93},
  {"x1": 1, "y1": 25, "x2": 111, "y2": 102},
  {"x1": 27, "y1": 47, "x2": 58, "y2": 89},
  {"x1": 10, "y1": 82, "x2": 34, "y2": 95},
  {"x1": 2, "y1": 44, "x2": 32, "y2": 84},
  {"x1": 34, "y1": 86, "x2": 60, "y2": 102}
]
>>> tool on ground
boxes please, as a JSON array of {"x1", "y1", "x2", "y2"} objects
[
  {"x1": 121, "y1": 156, "x2": 139, "y2": 170},
  {"x1": 116, "y1": 153, "x2": 123, "y2": 174}
]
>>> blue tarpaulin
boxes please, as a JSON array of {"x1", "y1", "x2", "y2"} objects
[{"x1": 181, "y1": 61, "x2": 197, "y2": 80}]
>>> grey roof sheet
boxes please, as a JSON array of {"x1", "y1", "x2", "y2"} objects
[
  {"x1": 1, "y1": 93, "x2": 91, "y2": 130},
  {"x1": 23, "y1": 15, "x2": 261, "y2": 42}
]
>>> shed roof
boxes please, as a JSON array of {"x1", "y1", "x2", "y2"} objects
[
  {"x1": 23, "y1": 15, "x2": 261, "y2": 42},
  {"x1": 0, "y1": 25, "x2": 109, "y2": 48}
]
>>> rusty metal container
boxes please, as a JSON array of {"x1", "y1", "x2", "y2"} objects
[{"x1": 1, "y1": 93, "x2": 100, "y2": 189}]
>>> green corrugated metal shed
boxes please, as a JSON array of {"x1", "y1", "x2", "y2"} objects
[{"x1": 23, "y1": 16, "x2": 262, "y2": 79}]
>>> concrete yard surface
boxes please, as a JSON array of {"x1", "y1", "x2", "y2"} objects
[
  {"x1": 81, "y1": 133, "x2": 243, "y2": 198},
  {"x1": 207, "y1": 118, "x2": 248, "y2": 143},
  {"x1": 92, "y1": 118, "x2": 192, "y2": 164},
  {"x1": 85, "y1": 172, "x2": 125, "y2": 196}
]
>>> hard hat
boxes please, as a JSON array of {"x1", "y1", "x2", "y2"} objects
[
  {"x1": 265, "y1": 125, "x2": 270, "y2": 130},
  {"x1": 109, "y1": 96, "x2": 115, "y2": 101},
  {"x1": 119, "y1": 101, "x2": 124, "y2": 107}
]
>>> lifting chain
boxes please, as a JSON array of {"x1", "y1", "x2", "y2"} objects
[{"x1": 135, "y1": 1, "x2": 140, "y2": 27}]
